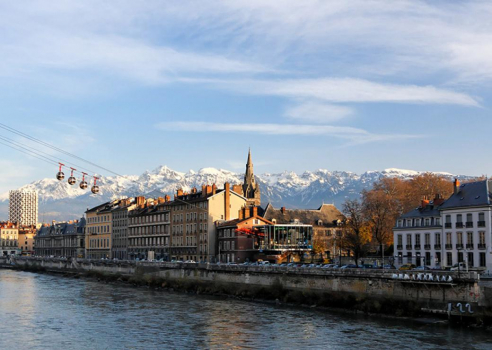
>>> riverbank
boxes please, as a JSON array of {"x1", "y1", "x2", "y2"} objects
[{"x1": 4, "y1": 256, "x2": 491, "y2": 325}]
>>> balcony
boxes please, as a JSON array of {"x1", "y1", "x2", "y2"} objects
[
  {"x1": 406, "y1": 245, "x2": 412, "y2": 250},
  {"x1": 434, "y1": 244, "x2": 442, "y2": 250},
  {"x1": 397, "y1": 245, "x2": 403, "y2": 250},
  {"x1": 478, "y1": 221, "x2": 486, "y2": 227},
  {"x1": 424, "y1": 244, "x2": 431, "y2": 250},
  {"x1": 478, "y1": 244, "x2": 487, "y2": 250},
  {"x1": 456, "y1": 222, "x2": 464, "y2": 228},
  {"x1": 445, "y1": 244, "x2": 453, "y2": 249},
  {"x1": 466, "y1": 222, "x2": 473, "y2": 228},
  {"x1": 456, "y1": 244, "x2": 464, "y2": 249},
  {"x1": 466, "y1": 244, "x2": 474, "y2": 249},
  {"x1": 445, "y1": 223, "x2": 452, "y2": 228},
  {"x1": 414, "y1": 244, "x2": 421, "y2": 250}
]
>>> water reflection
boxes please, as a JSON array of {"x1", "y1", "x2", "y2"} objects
[{"x1": 0, "y1": 270, "x2": 490, "y2": 349}]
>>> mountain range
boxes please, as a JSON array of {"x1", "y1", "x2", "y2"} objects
[{"x1": 0, "y1": 166, "x2": 471, "y2": 222}]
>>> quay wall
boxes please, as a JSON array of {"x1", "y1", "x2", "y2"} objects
[{"x1": 3, "y1": 257, "x2": 491, "y2": 322}]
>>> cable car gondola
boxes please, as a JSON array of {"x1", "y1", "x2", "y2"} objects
[
  {"x1": 68, "y1": 167, "x2": 77, "y2": 185},
  {"x1": 56, "y1": 163, "x2": 65, "y2": 181},
  {"x1": 91, "y1": 177, "x2": 100, "y2": 194},
  {"x1": 80, "y1": 172, "x2": 88, "y2": 190}
]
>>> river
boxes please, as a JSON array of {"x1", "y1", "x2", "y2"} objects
[{"x1": 0, "y1": 270, "x2": 490, "y2": 349}]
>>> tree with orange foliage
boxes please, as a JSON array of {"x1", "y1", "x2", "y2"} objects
[{"x1": 342, "y1": 199, "x2": 372, "y2": 266}]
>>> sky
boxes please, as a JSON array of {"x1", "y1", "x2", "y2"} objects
[{"x1": 1, "y1": 0, "x2": 492, "y2": 194}]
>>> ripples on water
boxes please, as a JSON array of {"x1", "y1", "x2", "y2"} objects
[{"x1": 0, "y1": 270, "x2": 490, "y2": 350}]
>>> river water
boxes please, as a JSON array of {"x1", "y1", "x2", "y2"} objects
[{"x1": 0, "y1": 270, "x2": 490, "y2": 350}]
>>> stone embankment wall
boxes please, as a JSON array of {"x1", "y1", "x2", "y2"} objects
[{"x1": 2, "y1": 257, "x2": 491, "y2": 322}]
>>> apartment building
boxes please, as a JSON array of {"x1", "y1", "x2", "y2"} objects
[
  {"x1": 112, "y1": 198, "x2": 137, "y2": 260},
  {"x1": 166, "y1": 183, "x2": 247, "y2": 262},
  {"x1": 394, "y1": 180, "x2": 492, "y2": 271},
  {"x1": 9, "y1": 190, "x2": 38, "y2": 226},
  {"x1": 35, "y1": 219, "x2": 86, "y2": 258},
  {"x1": 0, "y1": 221, "x2": 20, "y2": 256},
  {"x1": 128, "y1": 196, "x2": 171, "y2": 260},
  {"x1": 85, "y1": 201, "x2": 116, "y2": 259}
]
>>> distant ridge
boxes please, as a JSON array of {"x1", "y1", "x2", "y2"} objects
[{"x1": 0, "y1": 166, "x2": 474, "y2": 221}]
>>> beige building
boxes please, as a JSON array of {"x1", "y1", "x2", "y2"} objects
[
  {"x1": 18, "y1": 225, "x2": 36, "y2": 255},
  {"x1": 166, "y1": 183, "x2": 247, "y2": 262},
  {"x1": 0, "y1": 221, "x2": 20, "y2": 256},
  {"x1": 86, "y1": 201, "x2": 116, "y2": 259}
]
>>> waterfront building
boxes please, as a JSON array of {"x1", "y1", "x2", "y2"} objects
[
  {"x1": 35, "y1": 219, "x2": 86, "y2": 258},
  {"x1": 128, "y1": 196, "x2": 171, "y2": 260},
  {"x1": 216, "y1": 206, "x2": 274, "y2": 263},
  {"x1": 166, "y1": 182, "x2": 247, "y2": 262},
  {"x1": 112, "y1": 198, "x2": 137, "y2": 260},
  {"x1": 85, "y1": 201, "x2": 117, "y2": 259},
  {"x1": 9, "y1": 190, "x2": 38, "y2": 226},
  {"x1": 394, "y1": 179, "x2": 492, "y2": 271},
  {"x1": 18, "y1": 225, "x2": 36, "y2": 255},
  {"x1": 0, "y1": 221, "x2": 20, "y2": 256},
  {"x1": 393, "y1": 195, "x2": 444, "y2": 268},
  {"x1": 262, "y1": 204, "x2": 345, "y2": 261}
]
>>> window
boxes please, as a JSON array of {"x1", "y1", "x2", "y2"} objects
[
  {"x1": 457, "y1": 214, "x2": 462, "y2": 223},
  {"x1": 397, "y1": 235, "x2": 402, "y2": 245},
  {"x1": 435, "y1": 233, "x2": 441, "y2": 245},
  {"x1": 467, "y1": 232, "x2": 474, "y2": 245},
  {"x1": 436, "y1": 218, "x2": 441, "y2": 226},
  {"x1": 447, "y1": 252, "x2": 452, "y2": 266},
  {"x1": 479, "y1": 232, "x2": 485, "y2": 245},
  {"x1": 415, "y1": 234, "x2": 421, "y2": 245},
  {"x1": 425, "y1": 219, "x2": 430, "y2": 226},
  {"x1": 406, "y1": 235, "x2": 412, "y2": 245},
  {"x1": 468, "y1": 252, "x2": 474, "y2": 268},
  {"x1": 435, "y1": 252, "x2": 441, "y2": 264},
  {"x1": 480, "y1": 252, "x2": 486, "y2": 267},
  {"x1": 425, "y1": 233, "x2": 430, "y2": 245},
  {"x1": 456, "y1": 232, "x2": 463, "y2": 245}
]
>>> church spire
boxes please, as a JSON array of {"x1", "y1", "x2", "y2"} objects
[{"x1": 243, "y1": 148, "x2": 261, "y2": 206}]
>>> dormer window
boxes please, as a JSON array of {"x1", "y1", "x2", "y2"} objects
[{"x1": 317, "y1": 220, "x2": 323, "y2": 226}]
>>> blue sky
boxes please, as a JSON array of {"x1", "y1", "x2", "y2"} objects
[{"x1": 1, "y1": 0, "x2": 492, "y2": 194}]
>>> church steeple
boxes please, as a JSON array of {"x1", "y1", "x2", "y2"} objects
[{"x1": 242, "y1": 148, "x2": 261, "y2": 206}]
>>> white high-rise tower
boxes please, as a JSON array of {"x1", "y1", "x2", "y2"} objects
[{"x1": 9, "y1": 190, "x2": 38, "y2": 226}]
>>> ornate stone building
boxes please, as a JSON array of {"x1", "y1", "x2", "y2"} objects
[
  {"x1": 242, "y1": 149, "x2": 261, "y2": 207},
  {"x1": 35, "y1": 219, "x2": 86, "y2": 258}
]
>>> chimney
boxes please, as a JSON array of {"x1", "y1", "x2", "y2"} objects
[
  {"x1": 136, "y1": 196, "x2": 145, "y2": 207},
  {"x1": 192, "y1": 187, "x2": 197, "y2": 194},
  {"x1": 238, "y1": 208, "x2": 244, "y2": 220},
  {"x1": 232, "y1": 184, "x2": 243, "y2": 196},
  {"x1": 224, "y1": 183, "x2": 230, "y2": 221},
  {"x1": 281, "y1": 207, "x2": 286, "y2": 214},
  {"x1": 201, "y1": 185, "x2": 207, "y2": 197},
  {"x1": 165, "y1": 195, "x2": 171, "y2": 202},
  {"x1": 421, "y1": 196, "x2": 430, "y2": 209},
  {"x1": 177, "y1": 188, "x2": 184, "y2": 197},
  {"x1": 433, "y1": 193, "x2": 445, "y2": 206},
  {"x1": 158, "y1": 197, "x2": 165, "y2": 204},
  {"x1": 253, "y1": 206, "x2": 258, "y2": 217},
  {"x1": 454, "y1": 178, "x2": 461, "y2": 194},
  {"x1": 212, "y1": 183, "x2": 217, "y2": 195}
]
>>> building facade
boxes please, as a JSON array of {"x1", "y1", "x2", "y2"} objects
[
  {"x1": 394, "y1": 180, "x2": 492, "y2": 271},
  {"x1": 112, "y1": 198, "x2": 137, "y2": 260},
  {"x1": 35, "y1": 219, "x2": 86, "y2": 258},
  {"x1": 128, "y1": 197, "x2": 171, "y2": 260},
  {"x1": 9, "y1": 190, "x2": 38, "y2": 226},
  {"x1": 167, "y1": 183, "x2": 247, "y2": 262},
  {"x1": 0, "y1": 221, "x2": 20, "y2": 256},
  {"x1": 18, "y1": 225, "x2": 37, "y2": 255},
  {"x1": 216, "y1": 207, "x2": 274, "y2": 263},
  {"x1": 85, "y1": 201, "x2": 116, "y2": 259}
]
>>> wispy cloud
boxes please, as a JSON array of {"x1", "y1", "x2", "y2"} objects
[
  {"x1": 284, "y1": 102, "x2": 354, "y2": 123},
  {"x1": 156, "y1": 121, "x2": 421, "y2": 145},
  {"x1": 202, "y1": 78, "x2": 479, "y2": 106}
]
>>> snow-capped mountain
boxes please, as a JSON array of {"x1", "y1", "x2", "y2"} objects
[{"x1": 0, "y1": 166, "x2": 471, "y2": 221}]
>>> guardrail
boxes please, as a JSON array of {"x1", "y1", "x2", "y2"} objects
[{"x1": 3, "y1": 256, "x2": 480, "y2": 282}]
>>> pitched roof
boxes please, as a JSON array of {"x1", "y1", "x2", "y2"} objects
[
  {"x1": 400, "y1": 204, "x2": 441, "y2": 219},
  {"x1": 439, "y1": 180, "x2": 492, "y2": 210},
  {"x1": 262, "y1": 203, "x2": 344, "y2": 226}
]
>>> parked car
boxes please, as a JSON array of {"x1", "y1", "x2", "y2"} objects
[
  {"x1": 399, "y1": 263, "x2": 416, "y2": 271},
  {"x1": 341, "y1": 264, "x2": 358, "y2": 269},
  {"x1": 413, "y1": 265, "x2": 431, "y2": 271},
  {"x1": 361, "y1": 264, "x2": 374, "y2": 269},
  {"x1": 450, "y1": 262, "x2": 467, "y2": 271}
]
